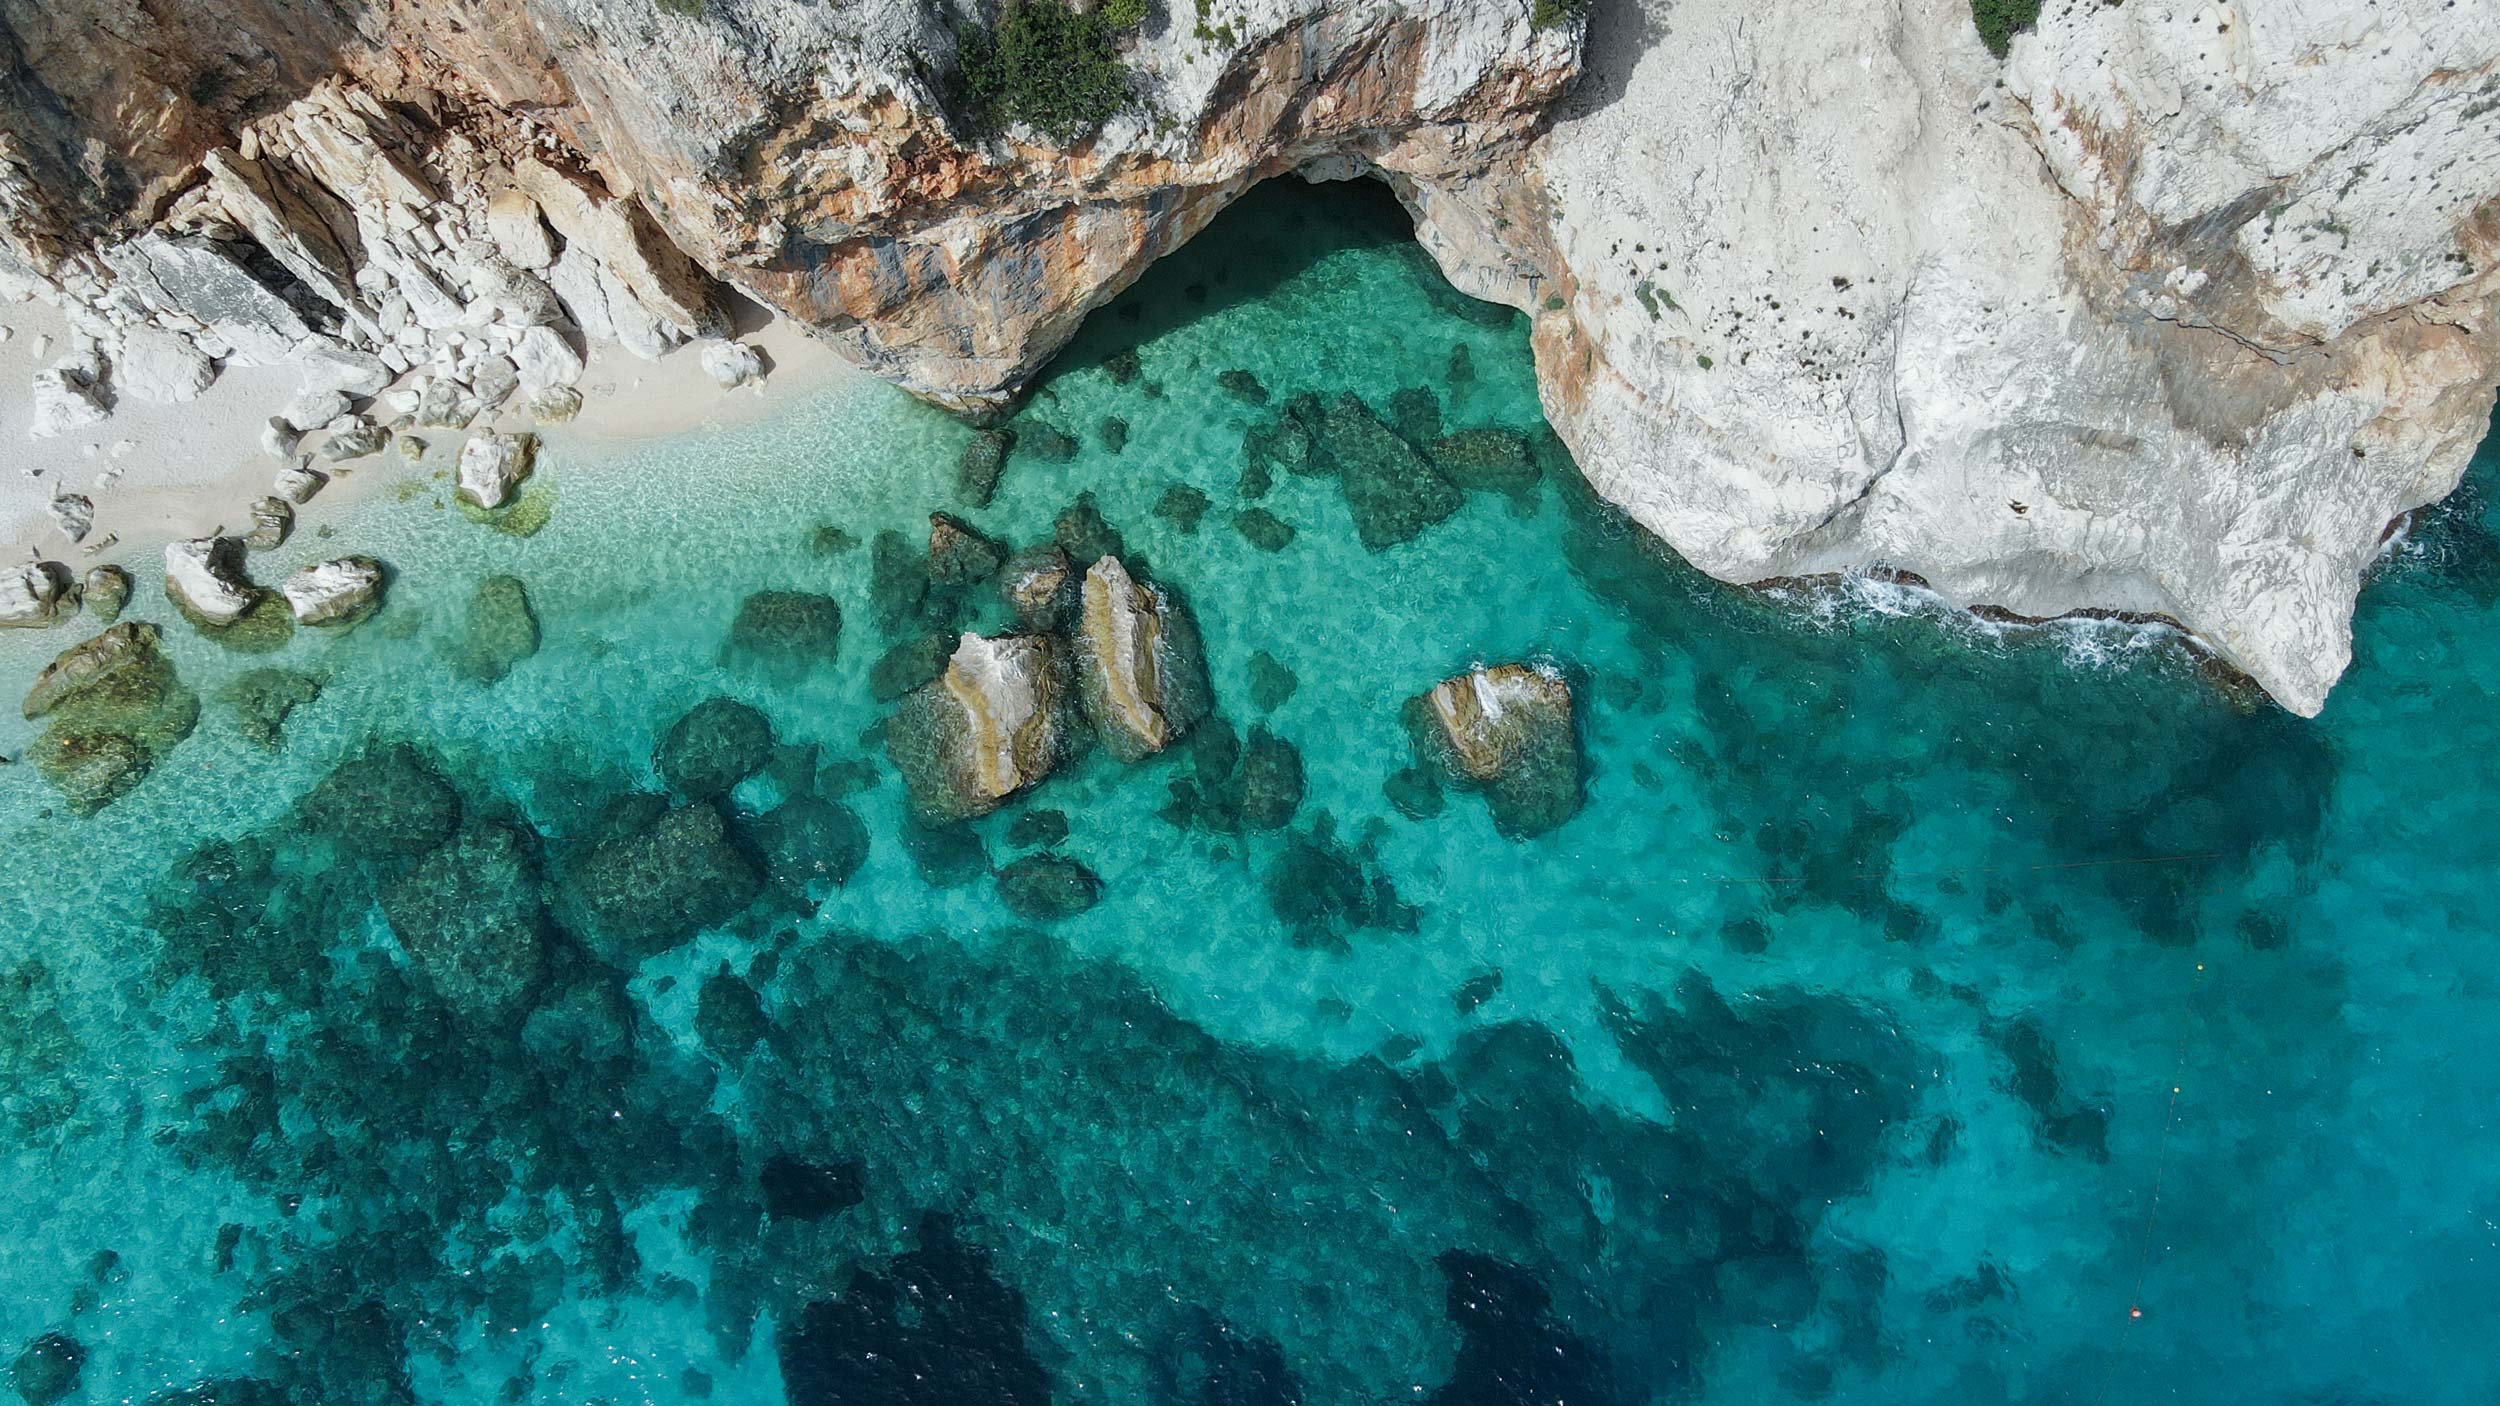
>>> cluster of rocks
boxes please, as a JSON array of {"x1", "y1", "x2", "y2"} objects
[
  {"x1": 1237, "y1": 384, "x2": 1544, "y2": 552},
  {"x1": 21, "y1": 79, "x2": 742, "y2": 452},
  {"x1": 883, "y1": 545, "x2": 1212, "y2": 823},
  {"x1": 164, "y1": 534, "x2": 387, "y2": 631}
]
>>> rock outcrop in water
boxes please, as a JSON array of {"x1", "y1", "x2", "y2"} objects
[
  {"x1": 1410, "y1": 663, "x2": 1583, "y2": 839},
  {"x1": 1075, "y1": 556, "x2": 1210, "y2": 762},
  {"x1": 887, "y1": 631, "x2": 1072, "y2": 821},
  {"x1": 20, "y1": 623, "x2": 200, "y2": 813},
  {"x1": 4, "y1": 0, "x2": 2495, "y2": 712}
]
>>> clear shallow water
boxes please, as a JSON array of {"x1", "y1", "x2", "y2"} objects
[{"x1": 3, "y1": 180, "x2": 2499, "y2": 1406}]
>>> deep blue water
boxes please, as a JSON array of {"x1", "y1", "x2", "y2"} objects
[{"x1": 4, "y1": 179, "x2": 2499, "y2": 1405}]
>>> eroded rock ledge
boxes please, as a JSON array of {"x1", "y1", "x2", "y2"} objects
[{"x1": 6, "y1": 0, "x2": 2498, "y2": 714}]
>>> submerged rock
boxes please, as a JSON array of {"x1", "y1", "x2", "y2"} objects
[
  {"x1": 1410, "y1": 663, "x2": 1583, "y2": 839},
  {"x1": 868, "y1": 528, "x2": 931, "y2": 634},
  {"x1": 1247, "y1": 651, "x2": 1298, "y2": 711},
  {"x1": 1318, "y1": 394, "x2": 1463, "y2": 549},
  {"x1": 279, "y1": 556, "x2": 385, "y2": 626},
  {"x1": 380, "y1": 823, "x2": 552, "y2": 1028},
  {"x1": 1432, "y1": 427, "x2": 1541, "y2": 498},
  {"x1": 998, "y1": 545, "x2": 1077, "y2": 630},
  {"x1": 927, "y1": 513, "x2": 1008, "y2": 585},
  {"x1": 298, "y1": 742, "x2": 461, "y2": 856},
  {"x1": 696, "y1": 961, "x2": 771, "y2": 1057},
  {"x1": 21, "y1": 623, "x2": 199, "y2": 814},
  {"x1": 958, "y1": 428, "x2": 1013, "y2": 508},
  {"x1": 1265, "y1": 816, "x2": 1417, "y2": 949},
  {"x1": 457, "y1": 431, "x2": 536, "y2": 510},
  {"x1": 656, "y1": 697, "x2": 775, "y2": 800},
  {"x1": 219, "y1": 668, "x2": 322, "y2": 749},
  {"x1": 163, "y1": 537, "x2": 261, "y2": 626},
  {"x1": 1218, "y1": 369, "x2": 1270, "y2": 404},
  {"x1": 1052, "y1": 493, "x2": 1125, "y2": 564},
  {"x1": 1153, "y1": 483, "x2": 1210, "y2": 534},
  {"x1": 1232, "y1": 508, "x2": 1295, "y2": 552},
  {"x1": 450, "y1": 574, "x2": 541, "y2": 683},
  {"x1": 1006, "y1": 808, "x2": 1069, "y2": 850},
  {"x1": 562, "y1": 800, "x2": 761, "y2": 962},
  {"x1": 885, "y1": 632, "x2": 1070, "y2": 821},
  {"x1": 868, "y1": 631, "x2": 953, "y2": 703},
  {"x1": 1017, "y1": 421, "x2": 1079, "y2": 463},
  {"x1": 996, "y1": 853, "x2": 1102, "y2": 921},
  {"x1": 760, "y1": 1155, "x2": 864, "y2": 1221},
  {"x1": 1075, "y1": 556, "x2": 1210, "y2": 763},
  {"x1": 742, "y1": 794, "x2": 870, "y2": 901},
  {"x1": 902, "y1": 817, "x2": 989, "y2": 888},
  {"x1": 723, "y1": 590, "x2": 842, "y2": 683},
  {"x1": 8, "y1": 1332, "x2": 85, "y2": 1406},
  {"x1": 1244, "y1": 412, "x2": 1318, "y2": 483},
  {"x1": 80, "y1": 566, "x2": 130, "y2": 627}
]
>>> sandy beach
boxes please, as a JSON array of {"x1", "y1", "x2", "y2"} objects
[{"x1": 1, "y1": 297, "x2": 865, "y2": 590}]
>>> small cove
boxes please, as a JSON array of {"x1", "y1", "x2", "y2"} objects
[{"x1": 3, "y1": 178, "x2": 2499, "y2": 1405}]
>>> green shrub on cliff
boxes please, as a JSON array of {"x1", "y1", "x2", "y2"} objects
[
  {"x1": 1970, "y1": 0, "x2": 2043, "y2": 57},
  {"x1": 1529, "y1": 0, "x2": 1588, "y2": 29},
  {"x1": 956, "y1": 0, "x2": 1135, "y2": 142}
]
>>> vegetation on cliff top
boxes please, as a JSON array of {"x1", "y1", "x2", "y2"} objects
[
  {"x1": 1970, "y1": 0, "x2": 2044, "y2": 57},
  {"x1": 956, "y1": 0, "x2": 1144, "y2": 142}
]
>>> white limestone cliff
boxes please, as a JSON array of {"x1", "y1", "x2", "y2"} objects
[{"x1": 1409, "y1": 0, "x2": 2500, "y2": 714}]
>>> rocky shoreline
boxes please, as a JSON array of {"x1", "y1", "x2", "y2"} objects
[{"x1": 4, "y1": 0, "x2": 2497, "y2": 713}]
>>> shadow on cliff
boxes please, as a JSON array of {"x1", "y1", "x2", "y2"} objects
[{"x1": 0, "y1": 1, "x2": 375, "y2": 250}]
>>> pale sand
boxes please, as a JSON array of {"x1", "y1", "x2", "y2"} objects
[{"x1": 0, "y1": 300, "x2": 865, "y2": 582}]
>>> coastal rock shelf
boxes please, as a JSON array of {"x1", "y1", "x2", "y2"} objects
[{"x1": 9, "y1": 0, "x2": 2490, "y2": 710}]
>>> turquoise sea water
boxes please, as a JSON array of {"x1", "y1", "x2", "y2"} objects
[{"x1": 4, "y1": 179, "x2": 2500, "y2": 1405}]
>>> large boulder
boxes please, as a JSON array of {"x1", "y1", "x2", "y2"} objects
[
  {"x1": 1409, "y1": 664, "x2": 1583, "y2": 839},
  {"x1": 722, "y1": 590, "x2": 841, "y2": 683},
  {"x1": 655, "y1": 697, "x2": 775, "y2": 800},
  {"x1": 163, "y1": 537, "x2": 261, "y2": 626},
  {"x1": 0, "y1": 563, "x2": 73, "y2": 629},
  {"x1": 457, "y1": 432, "x2": 537, "y2": 510},
  {"x1": 561, "y1": 800, "x2": 761, "y2": 962},
  {"x1": 1075, "y1": 556, "x2": 1210, "y2": 763},
  {"x1": 380, "y1": 824, "x2": 553, "y2": 1028},
  {"x1": 699, "y1": 338, "x2": 765, "y2": 389},
  {"x1": 885, "y1": 632, "x2": 1071, "y2": 821},
  {"x1": 21, "y1": 623, "x2": 200, "y2": 814},
  {"x1": 243, "y1": 496, "x2": 295, "y2": 551},
  {"x1": 298, "y1": 743, "x2": 462, "y2": 856},
  {"x1": 279, "y1": 556, "x2": 386, "y2": 626}
]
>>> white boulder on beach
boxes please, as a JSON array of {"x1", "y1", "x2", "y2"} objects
[
  {"x1": 281, "y1": 556, "x2": 386, "y2": 626},
  {"x1": 457, "y1": 432, "x2": 536, "y2": 510},
  {"x1": 164, "y1": 537, "x2": 260, "y2": 625}
]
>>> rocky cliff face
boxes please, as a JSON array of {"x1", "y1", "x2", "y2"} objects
[
  {"x1": 1450, "y1": 0, "x2": 2500, "y2": 714},
  {"x1": 5, "y1": 0, "x2": 2497, "y2": 713}
]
